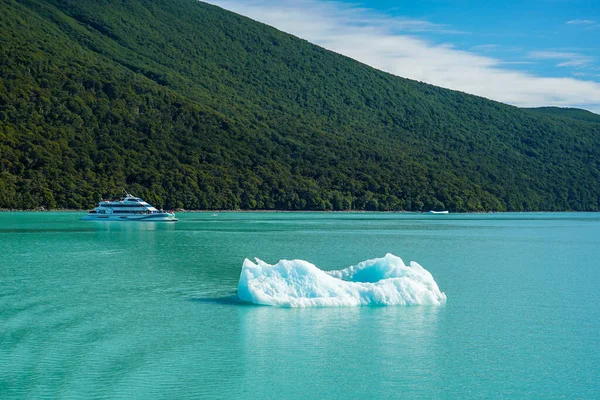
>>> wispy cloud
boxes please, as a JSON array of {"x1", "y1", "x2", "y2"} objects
[
  {"x1": 574, "y1": 72, "x2": 600, "y2": 78},
  {"x1": 529, "y1": 51, "x2": 595, "y2": 67},
  {"x1": 470, "y1": 44, "x2": 501, "y2": 52},
  {"x1": 205, "y1": 0, "x2": 600, "y2": 113},
  {"x1": 566, "y1": 19, "x2": 595, "y2": 25},
  {"x1": 385, "y1": 19, "x2": 468, "y2": 34},
  {"x1": 566, "y1": 19, "x2": 599, "y2": 30},
  {"x1": 499, "y1": 61, "x2": 536, "y2": 65}
]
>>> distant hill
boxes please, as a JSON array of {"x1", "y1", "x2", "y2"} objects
[
  {"x1": 1, "y1": 0, "x2": 599, "y2": 211},
  {"x1": 527, "y1": 107, "x2": 600, "y2": 123}
]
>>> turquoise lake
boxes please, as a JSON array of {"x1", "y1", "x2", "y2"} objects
[{"x1": 1, "y1": 212, "x2": 599, "y2": 399}]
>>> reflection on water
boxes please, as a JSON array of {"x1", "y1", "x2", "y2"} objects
[
  {"x1": 189, "y1": 294, "x2": 247, "y2": 306},
  {"x1": 88, "y1": 221, "x2": 177, "y2": 232},
  {"x1": 237, "y1": 305, "x2": 441, "y2": 398}
]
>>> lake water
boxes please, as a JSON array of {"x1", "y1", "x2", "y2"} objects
[{"x1": 1, "y1": 212, "x2": 599, "y2": 399}]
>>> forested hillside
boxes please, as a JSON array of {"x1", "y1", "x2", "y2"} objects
[
  {"x1": 1, "y1": 0, "x2": 599, "y2": 211},
  {"x1": 528, "y1": 107, "x2": 600, "y2": 124}
]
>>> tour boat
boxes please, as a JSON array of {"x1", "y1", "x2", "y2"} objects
[
  {"x1": 81, "y1": 193, "x2": 177, "y2": 222},
  {"x1": 428, "y1": 210, "x2": 449, "y2": 214}
]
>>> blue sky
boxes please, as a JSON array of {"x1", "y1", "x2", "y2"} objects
[
  {"x1": 371, "y1": 0, "x2": 599, "y2": 78},
  {"x1": 205, "y1": 0, "x2": 600, "y2": 113}
]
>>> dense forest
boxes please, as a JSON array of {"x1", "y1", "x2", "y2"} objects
[{"x1": 1, "y1": 0, "x2": 599, "y2": 211}]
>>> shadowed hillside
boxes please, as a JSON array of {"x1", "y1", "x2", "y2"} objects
[{"x1": 1, "y1": 0, "x2": 599, "y2": 211}]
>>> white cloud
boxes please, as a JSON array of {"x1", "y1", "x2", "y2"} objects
[
  {"x1": 566, "y1": 19, "x2": 596, "y2": 25},
  {"x1": 529, "y1": 51, "x2": 594, "y2": 67},
  {"x1": 204, "y1": 0, "x2": 600, "y2": 114}
]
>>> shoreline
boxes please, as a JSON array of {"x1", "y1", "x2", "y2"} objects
[
  {"x1": 0, "y1": 208, "x2": 593, "y2": 213},
  {"x1": 0, "y1": 208, "x2": 414, "y2": 213}
]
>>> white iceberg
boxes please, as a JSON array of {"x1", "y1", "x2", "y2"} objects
[{"x1": 237, "y1": 253, "x2": 446, "y2": 307}]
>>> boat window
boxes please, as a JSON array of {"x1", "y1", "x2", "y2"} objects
[{"x1": 101, "y1": 204, "x2": 146, "y2": 207}]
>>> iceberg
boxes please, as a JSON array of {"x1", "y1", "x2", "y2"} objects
[{"x1": 237, "y1": 253, "x2": 446, "y2": 307}]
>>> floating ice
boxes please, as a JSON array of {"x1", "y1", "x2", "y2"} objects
[{"x1": 237, "y1": 253, "x2": 446, "y2": 307}]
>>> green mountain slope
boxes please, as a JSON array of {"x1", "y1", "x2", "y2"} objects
[
  {"x1": 527, "y1": 107, "x2": 600, "y2": 124},
  {"x1": 1, "y1": 0, "x2": 599, "y2": 211}
]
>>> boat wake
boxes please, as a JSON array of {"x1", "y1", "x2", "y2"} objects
[{"x1": 237, "y1": 254, "x2": 446, "y2": 307}]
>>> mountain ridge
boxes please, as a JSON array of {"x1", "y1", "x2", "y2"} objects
[{"x1": 526, "y1": 107, "x2": 600, "y2": 123}]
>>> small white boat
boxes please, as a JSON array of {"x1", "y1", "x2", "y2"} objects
[
  {"x1": 428, "y1": 210, "x2": 449, "y2": 214},
  {"x1": 81, "y1": 193, "x2": 177, "y2": 222}
]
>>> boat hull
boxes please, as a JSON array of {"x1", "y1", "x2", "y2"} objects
[{"x1": 80, "y1": 213, "x2": 177, "y2": 222}]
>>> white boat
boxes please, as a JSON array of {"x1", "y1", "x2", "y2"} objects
[
  {"x1": 428, "y1": 210, "x2": 449, "y2": 214},
  {"x1": 81, "y1": 193, "x2": 177, "y2": 222}
]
